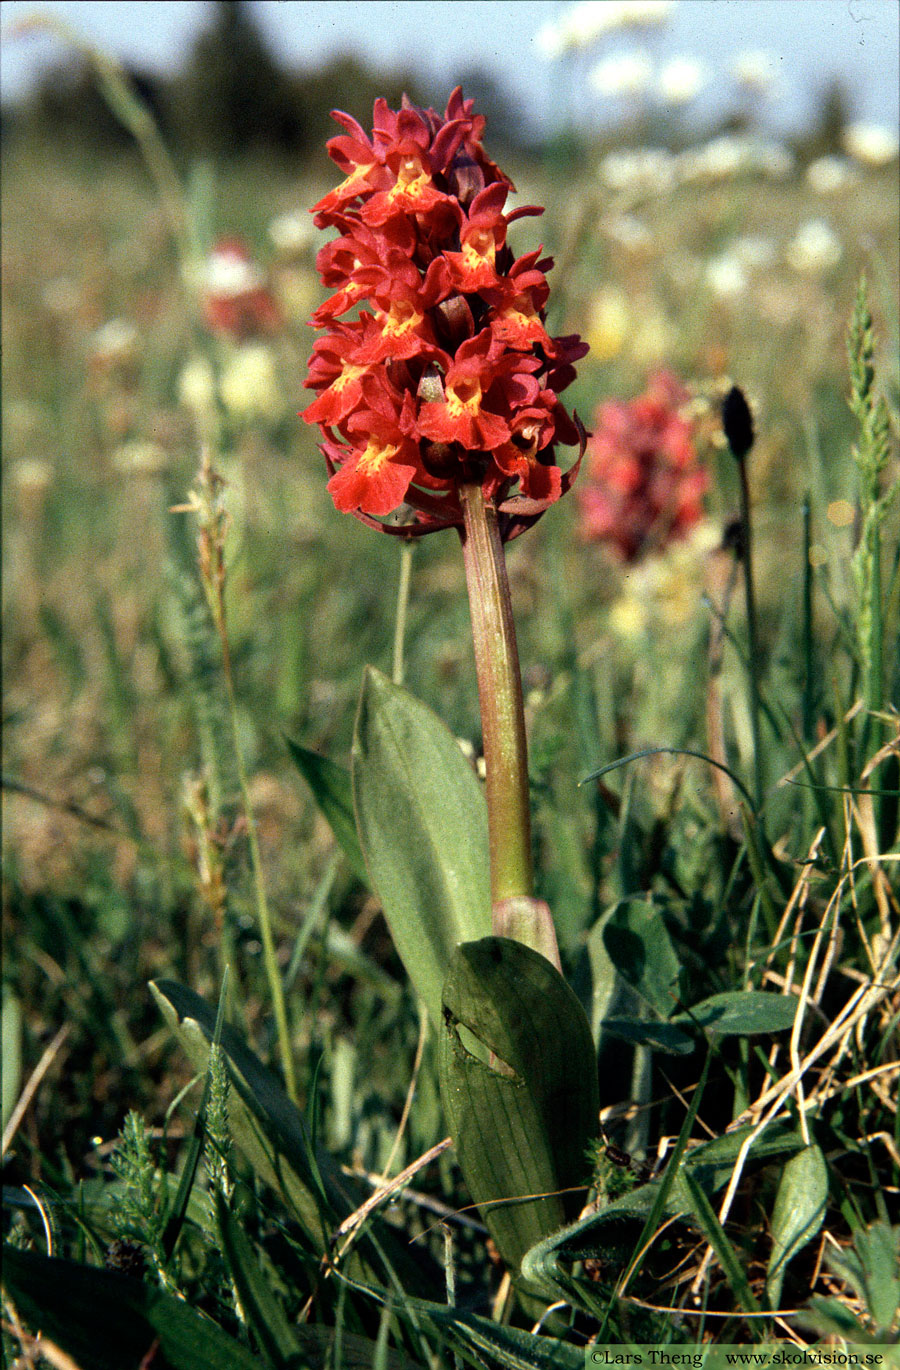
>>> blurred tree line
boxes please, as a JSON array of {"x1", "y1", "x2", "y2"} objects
[{"x1": 2, "y1": 0, "x2": 530, "y2": 160}]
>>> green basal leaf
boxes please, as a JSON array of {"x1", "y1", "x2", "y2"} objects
[
  {"x1": 853, "y1": 1220, "x2": 900, "y2": 1332},
  {"x1": 150, "y1": 979, "x2": 437, "y2": 1297},
  {"x1": 598, "y1": 1017, "x2": 695, "y2": 1055},
  {"x1": 151, "y1": 978, "x2": 340, "y2": 1251},
  {"x1": 766, "y1": 1143, "x2": 828, "y2": 1307},
  {"x1": 286, "y1": 739, "x2": 368, "y2": 884},
  {"x1": 215, "y1": 1190, "x2": 300, "y2": 1364},
  {"x1": 676, "y1": 990, "x2": 799, "y2": 1036},
  {"x1": 521, "y1": 1120, "x2": 806, "y2": 1301},
  {"x1": 1, "y1": 1244, "x2": 261, "y2": 1370},
  {"x1": 1, "y1": 986, "x2": 22, "y2": 1137},
  {"x1": 601, "y1": 900, "x2": 682, "y2": 1018},
  {"x1": 347, "y1": 1277, "x2": 585, "y2": 1369},
  {"x1": 352, "y1": 667, "x2": 491, "y2": 1026},
  {"x1": 439, "y1": 937, "x2": 599, "y2": 1279}
]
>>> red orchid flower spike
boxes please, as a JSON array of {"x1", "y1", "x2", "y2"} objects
[{"x1": 302, "y1": 87, "x2": 588, "y2": 541}]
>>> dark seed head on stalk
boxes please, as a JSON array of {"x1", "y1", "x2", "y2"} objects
[{"x1": 722, "y1": 385, "x2": 755, "y2": 461}]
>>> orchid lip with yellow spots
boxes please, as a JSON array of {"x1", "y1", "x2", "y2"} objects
[{"x1": 302, "y1": 87, "x2": 587, "y2": 538}]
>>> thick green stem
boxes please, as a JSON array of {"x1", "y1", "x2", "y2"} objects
[{"x1": 458, "y1": 480, "x2": 533, "y2": 909}]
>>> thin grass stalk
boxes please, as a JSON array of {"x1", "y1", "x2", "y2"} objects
[
  {"x1": 187, "y1": 454, "x2": 298, "y2": 1102},
  {"x1": 736, "y1": 450, "x2": 765, "y2": 811},
  {"x1": 215, "y1": 583, "x2": 298, "y2": 1104},
  {"x1": 458, "y1": 479, "x2": 533, "y2": 908}
]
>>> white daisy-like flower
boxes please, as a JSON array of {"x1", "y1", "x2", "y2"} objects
[
  {"x1": 786, "y1": 219, "x2": 842, "y2": 273},
  {"x1": 535, "y1": 0, "x2": 674, "y2": 57},
  {"x1": 732, "y1": 234, "x2": 777, "y2": 269},
  {"x1": 658, "y1": 55, "x2": 706, "y2": 105},
  {"x1": 603, "y1": 213, "x2": 653, "y2": 250},
  {"x1": 589, "y1": 49, "x2": 654, "y2": 98},
  {"x1": 731, "y1": 49, "x2": 782, "y2": 97},
  {"x1": 841, "y1": 122, "x2": 899, "y2": 168},
  {"x1": 805, "y1": 156, "x2": 856, "y2": 194},
  {"x1": 704, "y1": 254, "x2": 748, "y2": 300},
  {"x1": 677, "y1": 135, "x2": 793, "y2": 183},
  {"x1": 268, "y1": 210, "x2": 315, "y2": 255},
  {"x1": 600, "y1": 147, "x2": 676, "y2": 191}
]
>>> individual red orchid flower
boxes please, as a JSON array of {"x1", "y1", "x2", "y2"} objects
[{"x1": 302, "y1": 88, "x2": 588, "y2": 539}]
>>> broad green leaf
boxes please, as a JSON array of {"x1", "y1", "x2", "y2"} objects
[
  {"x1": 151, "y1": 977, "x2": 339, "y2": 1251},
  {"x1": 521, "y1": 1121, "x2": 806, "y2": 1301},
  {"x1": 601, "y1": 900, "x2": 681, "y2": 1017},
  {"x1": 353, "y1": 667, "x2": 491, "y2": 1025},
  {"x1": 215, "y1": 1190, "x2": 300, "y2": 1363},
  {"x1": 1, "y1": 1244, "x2": 261, "y2": 1370},
  {"x1": 676, "y1": 990, "x2": 799, "y2": 1036},
  {"x1": 766, "y1": 1143, "x2": 828, "y2": 1307},
  {"x1": 680, "y1": 1169, "x2": 761, "y2": 1315},
  {"x1": 349, "y1": 1278, "x2": 584, "y2": 1369},
  {"x1": 1, "y1": 986, "x2": 22, "y2": 1136},
  {"x1": 286, "y1": 739, "x2": 368, "y2": 883},
  {"x1": 293, "y1": 1325, "x2": 425, "y2": 1369},
  {"x1": 599, "y1": 1017, "x2": 695, "y2": 1055},
  {"x1": 439, "y1": 937, "x2": 599, "y2": 1278},
  {"x1": 853, "y1": 1221, "x2": 900, "y2": 1331},
  {"x1": 150, "y1": 979, "x2": 436, "y2": 1297}
]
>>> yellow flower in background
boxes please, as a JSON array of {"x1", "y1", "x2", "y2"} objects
[
  {"x1": 178, "y1": 354, "x2": 217, "y2": 423},
  {"x1": 585, "y1": 285, "x2": 630, "y2": 360},
  {"x1": 608, "y1": 520, "x2": 719, "y2": 640},
  {"x1": 219, "y1": 342, "x2": 283, "y2": 422}
]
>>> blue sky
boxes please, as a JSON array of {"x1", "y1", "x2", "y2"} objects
[{"x1": 1, "y1": 0, "x2": 898, "y2": 137}]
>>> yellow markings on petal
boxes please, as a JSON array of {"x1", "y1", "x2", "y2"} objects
[
  {"x1": 462, "y1": 228, "x2": 496, "y2": 272},
  {"x1": 334, "y1": 162, "x2": 377, "y2": 199},
  {"x1": 332, "y1": 362, "x2": 367, "y2": 392},
  {"x1": 357, "y1": 439, "x2": 398, "y2": 476},
  {"x1": 446, "y1": 376, "x2": 483, "y2": 417},
  {"x1": 387, "y1": 154, "x2": 431, "y2": 204},
  {"x1": 378, "y1": 298, "x2": 423, "y2": 337}
]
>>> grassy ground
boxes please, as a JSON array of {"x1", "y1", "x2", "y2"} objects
[{"x1": 2, "y1": 118, "x2": 898, "y2": 1365}]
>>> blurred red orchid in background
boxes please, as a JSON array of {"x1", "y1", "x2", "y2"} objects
[
  {"x1": 576, "y1": 370, "x2": 708, "y2": 561},
  {"x1": 202, "y1": 236, "x2": 283, "y2": 341},
  {"x1": 302, "y1": 88, "x2": 587, "y2": 538}
]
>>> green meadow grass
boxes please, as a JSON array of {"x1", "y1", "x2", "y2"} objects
[{"x1": 2, "y1": 119, "x2": 898, "y2": 1365}]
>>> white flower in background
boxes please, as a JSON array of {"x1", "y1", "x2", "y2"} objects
[
  {"x1": 89, "y1": 318, "x2": 140, "y2": 367},
  {"x1": 732, "y1": 234, "x2": 777, "y2": 269},
  {"x1": 841, "y1": 122, "x2": 899, "y2": 167},
  {"x1": 704, "y1": 253, "x2": 748, "y2": 300},
  {"x1": 219, "y1": 342, "x2": 283, "y2": 421},
  {"x1": 268, "y1": 210, "x2": 316, "y2": 256},
  {"x1": 10, "y1": 458, "x2": 53, "y2": 497},
  {"x1": 603, "y1": 213, "x2": 653, "y2": 250},
  {"x1": 677, "y1": 135, "x2": 793, "y2": 183},
  {"x1": 535, "y1": 0, "x2": 674, "y2": 57},
  {"x1": 589, "y1": 48, "x2": 653, "y2": 97},
  {"x1": 111, "y1": 440, "x2": 168, "y2": 477},
  {"x1": 805, "y1": 155, "x2": 856, "y2": 194},
  {"x1": 732, "y1": 49, "x2": 782, "y2": 98},
  {"x1": 786, "y1": 219, "x2": 842, "y2": 273},
  {"x1": 658, "y1": 55, "x2": 706, "y2": 105},
  {"x1": 203, "y1": 241, "x2": 266, "y2": 297},
  {"x1": 600, "y1": 147, "x2": 676, "y2": 191}
]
